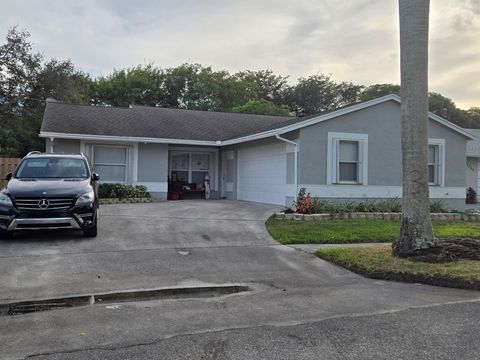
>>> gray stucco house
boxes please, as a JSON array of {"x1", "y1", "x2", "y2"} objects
[
  {"x1": 465, "y1": 128, "x2": 480, "y2": 198},
  {"x1": 40, "y1": 94, "x2": 474, "y2": 210}
]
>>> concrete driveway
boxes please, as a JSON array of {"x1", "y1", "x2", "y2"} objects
[{"x1": 1, "y1": 200, "x2": 480, "y2": 359}]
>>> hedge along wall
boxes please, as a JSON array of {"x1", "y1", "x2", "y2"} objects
[
  {"x1": 99, "y1": 198, "x2": 165, "y2": 205},
  {"x1": 273, "y1": 212, "x2": 480, "y2": 222}
]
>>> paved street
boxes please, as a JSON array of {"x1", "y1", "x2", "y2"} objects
[{"x1": 0, "y1": 200, "x2": 479, "y2": 359}]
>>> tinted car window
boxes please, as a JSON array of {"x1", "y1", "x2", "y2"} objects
[{"x1": 16, "y1": 158, "x2": 89, "y2": 178}]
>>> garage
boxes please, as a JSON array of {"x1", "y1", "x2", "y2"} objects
[{"x1": 237, "y1": 142, "x2": 288, "y2": 205}]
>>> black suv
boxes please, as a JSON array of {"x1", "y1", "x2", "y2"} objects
[{"x1": 0, "y1": 152, "x2": 99, "y2": 239}]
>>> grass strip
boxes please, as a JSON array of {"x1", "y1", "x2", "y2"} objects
[
  {"x1": 316, "y1": 245, "x2": 480, "y2": 290},
  {"x1": 266, "y1": 219, "x2": 480, "y2": 244}
]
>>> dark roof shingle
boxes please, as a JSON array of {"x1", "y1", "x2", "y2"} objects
[{"x1": 40, "y1": 102, "x2": 301, "y2": 142}]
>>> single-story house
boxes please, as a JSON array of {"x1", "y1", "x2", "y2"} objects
[
  {"x1": 466, "y1": 128, "x2": 480, "y2": 198},
  {"x1": 40, "y1": 94, "x2": 474, "y2": 210}
]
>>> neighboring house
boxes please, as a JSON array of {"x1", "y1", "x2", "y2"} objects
[
  {"x1": 465, "y1": 128, "x2": 480, "y2": 199},
  {"x1": 40, "y1": 94, "x2": 474, "y2": 210}
]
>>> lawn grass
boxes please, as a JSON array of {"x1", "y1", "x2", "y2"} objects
[
  {"x1": 316, "y1": 245, "x2": 480, "y2": 290},
  {"x1": 266, "y1": 218, "x2": 480, "y2": 245}
]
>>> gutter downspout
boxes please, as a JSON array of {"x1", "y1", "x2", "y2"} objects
[{"x1": 275, "y1": 134, "x2": 298, "y2": 199}]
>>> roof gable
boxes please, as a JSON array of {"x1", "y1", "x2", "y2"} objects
[{"x1": 221, "y1": 94, "x2": 474, "y2": 145}]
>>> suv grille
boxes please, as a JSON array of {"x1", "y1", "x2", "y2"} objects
[{"x1": 14, "y1": 198, "x2": 75, "y2": 211}]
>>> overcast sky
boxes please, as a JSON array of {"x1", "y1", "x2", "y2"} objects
[{"x1": 1, "y1": 0, "x2": 478, "y2": 108}]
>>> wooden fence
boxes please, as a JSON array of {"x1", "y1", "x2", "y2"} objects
[{"x1": 0, "y1": 157, "x2": 21, "y2": 188}]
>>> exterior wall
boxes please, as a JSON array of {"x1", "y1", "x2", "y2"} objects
[
  {"x1": 218, "y1": 148, "x2": 238, "y2": 201},
  {"x1": 297, "y1": 100, "x2": 468, "y2": 210},
  {"x1": 429, "y1": 120, "x2": 466, "y2": 187},
  {"x1": 48, "y1": 138, "x2": 81, "y2": 154},
  {"x1": 466, "y1": 157, "x2": 478, "y2": 193},
  {"x1": 53, "y1": 139, "x2": 169, "y2": 199}
]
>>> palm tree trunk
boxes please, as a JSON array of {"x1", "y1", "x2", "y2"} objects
[{"x1": 392, "y1": 0, "x2": 440, "y2": 256}]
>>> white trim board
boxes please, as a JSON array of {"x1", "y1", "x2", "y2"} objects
[
  {"x1": 300, "y1": 184, "x2": 466, "y2": 199},
  {"x1": 40, "y1": 131, "x2": 219, "y2": 146}
]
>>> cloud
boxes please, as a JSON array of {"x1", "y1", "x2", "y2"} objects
[{"x1": 0, "y1": 0, "x2": 478, "y2": 108}]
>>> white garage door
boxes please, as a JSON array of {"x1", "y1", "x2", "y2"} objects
[{"x1": 237, "y1": 142, "x2": 287, "y2": 205}]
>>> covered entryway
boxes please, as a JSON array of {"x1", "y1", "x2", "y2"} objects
[{"x1": 237, "y1": 142, "x2": 287, "y2": 205}]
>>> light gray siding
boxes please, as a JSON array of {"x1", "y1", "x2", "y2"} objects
[
  {"x1": 429, "y1": 120, "x2": 466, "y2": 187},
  {"x1": 296, "y1": 100, "x2": 469, "y2": 210},
  {"x1": 137, "y1": 143, "x2": 168, "y2": 182},
  {"x1": 298, "y1": 101, "x2": 403, "y2": 186},
  {"x1": 466, "y1": 157, "x2": 479, "y2": 194},
  {"x1": 219, "y1": 149, "x2": 238, "y2": 200},
  {"x1": 48, "y1": 139, "x2": 81, "y2": 154},
  {"x1": 298, "y1": 100, "x2": 468, "y2": 187}
]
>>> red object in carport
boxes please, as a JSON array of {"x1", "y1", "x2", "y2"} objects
[{"x1": 169, "y1": 192, "x2": 181, "y2": 200}]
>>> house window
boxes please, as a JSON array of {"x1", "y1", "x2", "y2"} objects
[
  {"x1": 93, "y1": 145, "x2": 128, "y2": 182},
  {"x1": 428, "y1": 145, "x2": 441, "y2": 185},
  {"x1": 427, "y1": 139, "x2": 445, "y2": 186},
  {"x1": 170, "y1": 151, "x2": 211, "y2": 187},
  {"x1": 338, "y1": 141, "x2": 359, "y2": 182},
  {"x1": 327, "y1": 132, "x2": 368, "y2": 185}
]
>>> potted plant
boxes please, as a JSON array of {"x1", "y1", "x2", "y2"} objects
[{"x1": 168, "y1": 178, "x2": 183, "y2": 200}]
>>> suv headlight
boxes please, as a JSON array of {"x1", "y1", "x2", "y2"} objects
[
  {"x1": 76, "y1": 190, "x2": 95, "y2": 205},
  {"x1": 0, "y1": 192, "x2": 13, "y2": 207}
]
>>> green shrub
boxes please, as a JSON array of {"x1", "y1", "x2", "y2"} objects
[
  {"x1": 98, "y1": 183, "x2": 150, "y2": 199},
  {"x1": 430, "y1": 200, "x2": 448, "y2": 213},
  {"x1": 296, "y1": 197, "x2": 449, "y2": 215}
]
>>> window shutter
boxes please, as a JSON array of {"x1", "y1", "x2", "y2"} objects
[
  {"x1": 437, "y1": 145, "x2": 442, "y2": 185},
  {"x1": 332, "y1": 138, "x2": 339, "y2": 183},
  {"x1": 358, "y1": 140, "x2": 364, "y2": 184}
]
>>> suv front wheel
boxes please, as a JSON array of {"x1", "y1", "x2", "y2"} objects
[
  {"x1": 83, "y1": 223, "x2": 97, "y2": 237},
  {"x1": 0, "y1": 230, "x2": 13, "y2": 240}
]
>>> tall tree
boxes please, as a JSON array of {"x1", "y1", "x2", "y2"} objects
[
  {"x1": 0, "y1": 27, "x2": 42, "y2": 155},
  {"x1": 286, "y1": 74, "x2": 362, "y2": 117},
  {"x1": 428, "y1": 92, "x2": 472, "y2": 127},
  {"x1": 235, "y1": 69, "x2": 289, "y2": 105},
  {"x1": 93, "y1": 64, "x2": 165, "y2": 107},
  {"x1": 359, "y1": 84, "x2": 401, "y2": 101},
  {"x1": 18, "y1": 59, "x2": 92, "y2": 154},
  {"x1": 467, "y1": 107, "x2": 480, "y2": 127},
  {"x1": 183, "y1": 66, "x2": 249, "y2": 111},
  {"x1": 231, "y1": 99, "x2": 291, "y2": 116},
  {"x1": 392, "y1": 0, "x2": 440, "y2": 257},
  {"x1": 0, "y1": 27, "x2": 91, "y2": 156}
]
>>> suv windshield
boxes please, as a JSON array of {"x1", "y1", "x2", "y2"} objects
[{"x1": 15, "y1": 157, "x2": 89, "y2": 179}]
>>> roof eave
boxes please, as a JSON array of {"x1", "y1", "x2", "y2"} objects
[{"x1": 39, "y1": 131, "x2": 221, "y2": 146}]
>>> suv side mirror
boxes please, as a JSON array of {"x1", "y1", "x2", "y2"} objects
[
  {"x1": 5, "y1": 173, "x2": 12, "y2": 181},
  {"x1": 92, "y1": 172, "x2": 100, "y2": 181}
]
